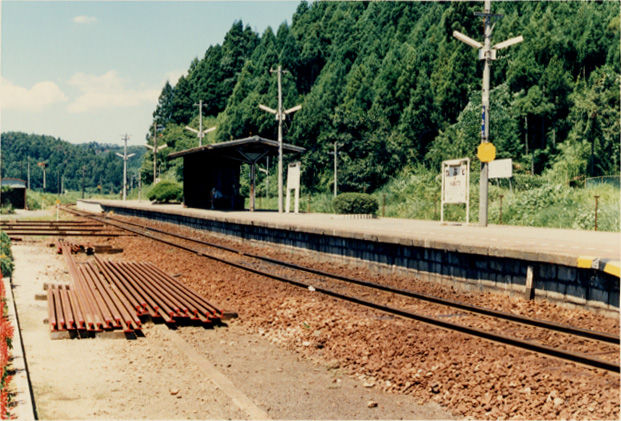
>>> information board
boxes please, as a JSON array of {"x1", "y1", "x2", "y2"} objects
[
  {"x1": 488, "y1": 158, "x2": 512, "y2": 179},
  {"x1": 285, "y1": 162, "x2": 301, "y2": 214},
  {"x1": 441, "y1": 158, "x2": 470, "y2": 223}
]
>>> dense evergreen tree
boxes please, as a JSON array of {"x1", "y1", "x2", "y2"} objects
[{"x1": 150, "y1": 1, "x2": 619, "y2": 193}]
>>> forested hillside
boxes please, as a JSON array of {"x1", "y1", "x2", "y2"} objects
[
  {"x1": 1, "y1": 132, "x2": 144, "y2": 194},
  {"x1": 150, "y1": 1, "x2": 619, "y2": 193}
]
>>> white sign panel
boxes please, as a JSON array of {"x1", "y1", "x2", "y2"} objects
[
  {"x1": 441, "y1": 158, "x2": 470, "y2": 224},
  {"x1": 443, "y1": 161, "x2": 468, "y2": 204},
  {"x1": 286, "y1": 162, "x2": 301, "y2": 214},
  {"x1": 488, "y1": 158, "x2": 512, "y2": 179},
  {"x1": 286, "y1": 162, "x2": 300, "y2": 189}
]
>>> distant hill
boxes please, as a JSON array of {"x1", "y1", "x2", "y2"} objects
[{"x1": 0, "y1": 132, "x2": 145, "y2": 194}]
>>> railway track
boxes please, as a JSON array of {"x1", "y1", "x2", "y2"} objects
[{"x1": 61, "y1": 206, "x2": 620, "y2": 373}]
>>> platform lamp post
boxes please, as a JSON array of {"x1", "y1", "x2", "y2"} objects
[
  {"x1": 453, "y1": 0, "x2": 523, "y2": 227},
  {"x1": 115, "y1": 134, "x2": 135, "y2": 201},
  {"x1": 259, "y1": 65, "x2": 302, "y2": 213},
  {"x1": 145, "y1": 122, "x2": 167, "y2": 184},
  {"x1": 185, "y1": 100, "x2": 216, "y2": 147}
]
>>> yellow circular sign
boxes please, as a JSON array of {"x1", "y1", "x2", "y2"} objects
[{"x1": 477, "y1": 142, "x2": 496, "y2": 163}]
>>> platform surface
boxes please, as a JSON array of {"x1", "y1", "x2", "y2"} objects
[{"x1": 86, "y1": 199, "x2": 619, "y2": 267}]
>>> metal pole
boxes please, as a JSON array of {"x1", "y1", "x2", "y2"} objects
[
  {"x1": 250, "y1": 163, "x2": 256, "y2": 212},
  {"x1": 43, "y1": 166, "x2": 46, "y2": 191},
  {"x1": 27, "y1": 159, "x2": 30, "y2": 190},
  {"x1": 333, "y1": 142, "x2": 338, "y2": 197},
  {"x1": 123, "y1": 134, "x2": 128, "y2": 200},
  {"x1": 152, "y1": 123, "x2": 157, "y2": 183},
  {"x1": 594, "y1": 195, "x2": 599, "y2": 231},
  {"x1": 198, "y1": 100, "x2": 203, "y2": 147},
  {"x1": 266, "y1": 156, "x2": 269, "y2": 200},
  {"x1": 499, "y1": 194, "x2": 504, "y2": 224},
  {"x1": 479, "y1": 0, "x2": 492, "y2": 227},
  {"x1": 81, "y1": 166, "x2": 85, "y2": 199},
  {"x1": 277, "y1": 65, "x2": 283, "y2": 213}
]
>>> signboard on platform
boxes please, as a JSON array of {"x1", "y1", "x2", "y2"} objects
[
  {"x1": 441, "y1": 158, "x2": 470, "y2": 224},
  {"x1": 488, "y1": 158, "x2": 512, "y2": 179},
  {"x1": 286, "y1": 162, "x2": 301, "y2": 214}
]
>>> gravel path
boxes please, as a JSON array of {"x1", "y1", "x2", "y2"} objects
[{"x1": 105, "y1": 214, "x2": 620, "y2": 420}]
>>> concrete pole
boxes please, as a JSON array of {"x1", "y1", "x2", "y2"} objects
[
  {"x1": 277, "y1": 65, "x2": 284, "y2": 213},
  {"x1": 479, "y1": 0, "x2": 492, "y2": 227},
  {"x1": 122, "y1": 134, "x2": 128, "y2": 200},
  {"x1": 266, "y1": 156, "x2": 269, "y2": 200},
  {"x1": 333, "y1": 142, "x2": 338, "y2": 197},
  {"x1": 152, "y1": 123, "x2": 157, "y2": 183},
  {"x1": 198, "y1": 100, "x2": 203, "y2": 146}
]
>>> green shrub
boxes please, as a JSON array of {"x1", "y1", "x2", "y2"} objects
[
  {"x1": 0, "y1": 231, "x2": 13, "y2": 277},
  {"x1": 147, "y1": 181, "x2": 183, "y2": 203},
  {"x1": 333, "y1": 193, "x2": 378, "y2": 215}
]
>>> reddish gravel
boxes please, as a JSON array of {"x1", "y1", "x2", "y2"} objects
[{"x1": 81, "y1": 214, "x2": 619, "y2": 420}]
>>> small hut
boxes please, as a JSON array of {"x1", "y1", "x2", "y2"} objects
[
  {"x1": 1, "y1": 178, "x2": 27, "y2": 209},
  {"x1": 167, "y1": 136, "x2": 305, "y2": 211}
]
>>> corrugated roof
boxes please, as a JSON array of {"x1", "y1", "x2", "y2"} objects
[
  {"x1": 167, "y1": 135, "x2": 305, "y2": 160},
  {"x1": 1, "y1": 178, "x2": 26, "y2": 188}
]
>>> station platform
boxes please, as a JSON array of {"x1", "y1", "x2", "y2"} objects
[{"x1": 77, "y1": 199, "x2": 620, "y2": 312}]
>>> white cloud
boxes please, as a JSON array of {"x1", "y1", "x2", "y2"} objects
[
  {"x1": 67, "y1": 70, "x2": 159, "y2": 113},
  {"x1": 0, "y1": 77, "x2": 67, "y2": 111},
  {"x1": 73, "y1": 15, "x2": 97, "y2": 24}
]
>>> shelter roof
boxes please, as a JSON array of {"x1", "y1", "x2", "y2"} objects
[
  {"x1": 1, "y1": 178, "x2": 26, "y2": 188},
  {"x1": 167, "y1": 135, "x2": 305, "y2": 163}
]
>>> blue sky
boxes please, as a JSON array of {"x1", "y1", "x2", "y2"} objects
[{"x1": 0, "y1": 0, "x2": 300, "y2": 146}]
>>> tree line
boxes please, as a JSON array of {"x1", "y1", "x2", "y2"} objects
[
  {"x1": 0, "y1": 132, "x2": 144, "y2": 194},
  {"x1": 149, "y1": 1, "x2": 619, "y2": 193}
]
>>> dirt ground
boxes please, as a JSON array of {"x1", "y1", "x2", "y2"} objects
[{"x1": 11, "y1": 240, "x2": 452, "y2": 420}]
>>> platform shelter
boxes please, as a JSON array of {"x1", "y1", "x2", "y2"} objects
[
  {"x1": 168, "y1": 135, "x2": 305, "y2": 211},
  {"x1": 1, "y1": 178, "x2": 27, "y2": 209}
]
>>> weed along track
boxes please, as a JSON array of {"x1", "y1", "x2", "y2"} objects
[{"x1": 63, "y1": 207, "x2": 619, "y2": 374}]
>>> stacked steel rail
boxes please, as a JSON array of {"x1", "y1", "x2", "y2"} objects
[
  {"x1": 1, "y1": 220, "x2": 126, "y2": 237},
  {"x1": 62, "y1": 206, "x2": 620, "y2": 373},
  {"x1": 47, "y1": 239, "x2": 222, "y2": 336}
]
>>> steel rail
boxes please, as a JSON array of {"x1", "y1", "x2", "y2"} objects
[
  {"x1": 87, "y1": 261, "x2": 141, "y2": 330},
  {"x1": 81, "y1": 263, "x2": 122, "y2": 329},
  {"x1": 105, "y1": 259, "x2": 164, "y2": 320},
  {"x1": 64, "y1": 207, "x2": 619, "y2": 345},
  {"x1": 62, "y1": 207, "x2": 619, "y2": 373},
  {"x1": 118, "y1": 261, "x2": 181, "y2": 319},
  {"x1": 48, "y1": 287, "x2": 58, "y2": 330},
  {"x1": 137, "y1": 262, "x2": 219, "y2": 319},
  {"x1": 60, "y1": 241, "x2": 98, "y2": 330},
  {"x1": 93, "y1": 255, "x2": 147, "y2": 316},
  {"x1": 66, "y1": 286, "x2": 86, "y2": 330}
]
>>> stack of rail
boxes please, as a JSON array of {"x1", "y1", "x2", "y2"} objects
[
  {"x1": 1, "y1": 220, "x2": 126, "y2": 238},
  {"x1": 48, "y1": 239, "x2": 222, "y2": 335}
]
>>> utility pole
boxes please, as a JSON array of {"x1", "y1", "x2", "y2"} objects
[
  {"x1": 115, "y1": 134, "x2": 135, "y2": 200},
  {"x1": 81, "y1": 166, "x2": 86, "y2": 199},
  {"x1": 27, "y1": 158, "x2": 31, "y2": 190},
  {"x1": 38, "y1": 162, "x2": 47, "y2": 191},
  {"x1": 145, "y1": 122, "x2": 167, "y2": 184},
  {"x1": 259, "y1": 65, "x2": 301, "y2": 213},
  {"x1": 258, "y1": 156, "x2": 270, "y2": 203},
  {"x1": 453, "y1": 0, "x2": 523, "y2": 227},
  {"x1": 185, "y1": 100, "x2": 216, "y2": 147},
  {"x1": 329, "y1": 142, "x2": 341, "y2": 197}
]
